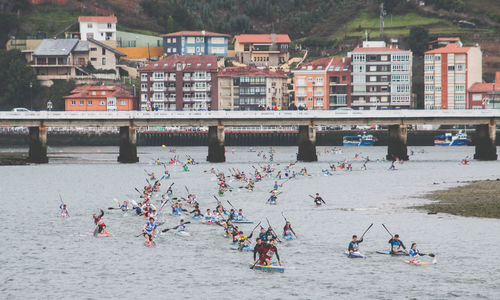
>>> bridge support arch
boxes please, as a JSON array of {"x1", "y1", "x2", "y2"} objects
[
  {"x1": 386, "y1": 124, "x2": 409, "y2": 161},
  {"x1": 118, "y1": 125, "x2": 139, "y2": 163},
  {"x1": 28, "y1": 125, "x2": 48, "y2": 163},
  {"x1": 207, "y1": 125, "x2": 226, "y2": 163},
  {"x1": 474, "y1": 120, "x2": 497, "y2": 160},
  {"x1": 297, "y1": 125, "x2": 318, "y2": 162}
]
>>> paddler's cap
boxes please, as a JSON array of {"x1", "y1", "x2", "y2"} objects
[{"x1": 394, "y1": 234, "x2": 399, "y2": 238}]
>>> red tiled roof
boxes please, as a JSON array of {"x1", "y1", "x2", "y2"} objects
[
  {"x1": 78, "y1": 15, "x2": 117, "y2": 23},
  {"x1": 469, "y1": 82, "x2": 500, "y2": 92},
  {"x1": 218, "y1": 66, "x2": 286, "y2": 78},
  {"x1": 425, "y1": 43, "x2": 473, "y2": 54},
  {"x1": 64, "y1": 85, "x2": 133, "y2": 99},
  {"x1": 234, "y1": 34, "x2": 291, "y2": 44},
  {"x1": 138, "y1": 55, "x2": 218, "y2": 72},
  {"x1": 351, "y1": 47, "x2": 404, "y2": 52},
  {"x1": 161, "y1": 31, "x2": 230, "y2": 37},
  {"x1": 294, "y1": 57, "x2": 350, "y2": 72}
]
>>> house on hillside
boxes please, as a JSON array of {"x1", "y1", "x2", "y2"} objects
[
  {"x1": 233, "y1": 34, "x2": 291, "y2": 66},
  {"x1": 217, "y1": 66, "x2": 288, "y2": 110},
  {"x1": 64, "y1": 85, "x2": 136, "y2": 111},
  {"x1": 31, "y1": 38, "x2": 126, "y2": 84},
  {"x1": 161, "y1": 31, "x2": 230, "y2": 57},
  {"x1": 79, "y1": 15, "x2": 117, "y2": 44},
  {"x1": 467, "y1": 72, "x2": 500, "y2": 109}
]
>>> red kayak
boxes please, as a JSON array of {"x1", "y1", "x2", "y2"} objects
[{"x1": 88, "y1": 231, "x2": 113, "y2": 236}]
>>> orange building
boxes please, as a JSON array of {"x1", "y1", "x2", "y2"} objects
[{"x1": 64, "y1": 85, "x2": 136, "y2": 111}]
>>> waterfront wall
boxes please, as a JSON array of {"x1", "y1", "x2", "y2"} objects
[{"x1": 1, "y1": 130, "x2": 499, "y2": 147}]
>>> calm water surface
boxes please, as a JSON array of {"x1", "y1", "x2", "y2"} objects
[{"x1": 1, "y1": 146, "x2": 499, "y2": 299}]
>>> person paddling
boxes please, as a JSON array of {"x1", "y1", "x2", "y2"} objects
[
  {"x1": 283, "y1": 221, "x2": 297, "y2": 238},
  {"x1": 60, "y1": 203, "x2": 70, "y2": 217},
  {"x1": 173, "y1": 219, "x2": 187, "y2": 233},
  {"x1": 92, "y1": 209, "x2": 107, "y2": 234},
  {"x1": 142, "y1": 217, "x2": 157, "y2": 245},
  {"x1": 348, "y1": 235, "x2": 363, "y2": 254},
  {"x1": 388, "y1": 234, "x2": 407, "y2": 254},
  {"x1": 409, "y1": 243, "x2": 433, "y2": 262},
  {"x1": 314, "y1": 193, "x2": 326, "y2": 206},
  {"x1": 262, "y1": 239, "x2": 281, "y2": 266},
  {"x1": 267, "y1": 192, "x2": 278, "y2": 205},
  {"x1": 237, "y1": 230, "x2": 254, "y2": 251},
  {"x1": 120, "y1": 201, "x2": 129, "y2": 213},
  {"x1": 253, "y1": 238, "x2": 266, "y2": 265}
]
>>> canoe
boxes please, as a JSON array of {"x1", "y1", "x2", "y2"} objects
[
  {"x1": 403, "y1": 259, "x2": 430, "y2": 266},
  {"x1": 249, "y1": 262, "x2": 284, "y2": 273},
  {"x1": 345, "y1": 251, "x2": 366, "y2": 258},
  {"x1": 88, "y1": 231, "x2": 113, "y2": 237},
  {"x1": 175, "y1": 231, "x2": 191, "y2": 237},
  {"x1": 376, "y1": 250, "x2": 408, "y2": 256},
  {"x1": 232, "y1": 219, "x2": 254, "y2": 224},
  {"x1": 231, "y1": 245, "x2": 254, "y2": 252}
]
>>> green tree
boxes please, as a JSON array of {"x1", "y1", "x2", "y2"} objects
[
  {"x1": 408, "y1": 27, "x2": 429, "y2": 57},
  {"x1": 166, "y1": 16, "x2": 175, "y2": 33},
  {"x1": 0, "y1": 49, "x2": 38, "y2": 110}
]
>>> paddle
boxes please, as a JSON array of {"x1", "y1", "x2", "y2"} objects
[
  {"x1": 161, "y1": 222, "x2": 191, "y2": 233},
  {"x1": 185, "y1": 185, "x2": 190, "y2": 195},
  {"x1": 58, "y1": 193, "x2": 64, "y2": 205},
  {"x1": 361, "y1": 223, "x2": 374, "y2": 239},
  {"x1": 134, "y1": 187, "x2": 142, "y2": 195},
  {"x1": 266, "y1": 217, "x2": 282, "y2": 243},
  {"x1": 227, "y1": 200, "x2": 235, "y2": 209},
  {"x1": 381, "y1": 224, "x2": 393, "y2": 237},
  {"x1": 309, "y1": 194, "x2": 326, "y2": 205}
]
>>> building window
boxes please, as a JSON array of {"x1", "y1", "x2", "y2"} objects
[
  {"x1": 91, "y1": 91, "x2": 96, "y2": 96},
  {"x1": 88, "y1": 100, "x2": 92, "y2": 105},
  {"x1": 102, "y1": 58, "x2": 106, "y2": 65},
  {"x1": 448, "y1": 66, "x2": 455, "y2": 71},
  {"x1": 369, "y1": 76, "x2": 377, "y2": 82},
  {"x1": 79, "y1": 100, "x2": 84, "y2": 105},
  {"x1": 455, "y1": 85, "x2": 465, "y2": 92},
  {"x1": 425, "y1": 85, "x2": 434, "y2": 92},
  {"x1": 107, "y1": 23, "x2": 112, "y2": 29},
  {"x1": 424, "y1": 64, "x2": 434, "y2": 72},
  {"x1": 153, "y1": 72, "x2": 164, "y2": 80},
  {"x1": 100, "y1": 101, "x2": 105, "y2": 106},
  {"x1": 101, "y1": 91, "x2": 105, "y2": 95},
  {"x1": 456, "y1": 64, "x2": 465, "y2": 71},
  {"x1": 87, "y1": 23, "x2": 93, "y2": 28},
  {"x1": 90, "y1": 47, "x2": 97, "y2": 51},
  {"x1": 71, "y1": 100, "x2": 75, "y2": 105},
  {"x1": 141, "y1": 73, "x2": 148, "y2": 81}
]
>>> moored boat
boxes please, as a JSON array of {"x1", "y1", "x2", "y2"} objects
[
  {"x1": 434, "y1": 131, "x2": 471, "y2": 146},
  {"x1": 343, "y1": 133, "x2": 376, "y2": 146}
]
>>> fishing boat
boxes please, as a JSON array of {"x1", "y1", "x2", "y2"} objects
[
  {"x1": 434, "y1": 131, "x2": 471, "y2": 146},
  {"x1": 343, "y1": 133, "x2": 376, "y2": 146}
]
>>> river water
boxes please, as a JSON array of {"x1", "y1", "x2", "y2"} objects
[{"x1": 1, "y1": 146, "x2": 499, "y2": 299}]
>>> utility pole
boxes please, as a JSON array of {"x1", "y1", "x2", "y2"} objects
[{"x1": 380, "y1": 2, "x2": 386, "y2": 39}]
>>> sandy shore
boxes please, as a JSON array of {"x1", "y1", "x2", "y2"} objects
[{"x1": 417, "y1": 179, "x2": 500, "y2": 219}]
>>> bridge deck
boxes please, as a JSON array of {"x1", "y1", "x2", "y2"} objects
[{"x1": 0, "y1": 110, "x2": 499, "y2": 127}]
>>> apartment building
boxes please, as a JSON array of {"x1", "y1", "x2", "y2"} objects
[
  {"x1": 31, "y1": 38, "x2": 125, "y2": 82},
  {"x1": 233, "y1": 34, "x2": 291, "y2": 66},
  {"x1": 292, "y1": 57, "x2": 351, "y2": 110},
  {"x1": 349, "y1": 41, "x2": 413, "y2": 110},
  {"x1": 64, "y1": 85, "x2": 135, "y2": 111},
  {"x1": 138, "y1": 55, "x2": 218, "y2": 111},
  {"x1": 79, "y1": 15, "x2": 117, "y2": 43},
  {"x1": 162, "y1": 31, "x2": 230, "y2": 57},
  {"x1": 424, "y1": 40, "x2": 482, "y2": 109},
  {"x1": 467, "y1": 72, "x2": 500, "y2": 109},
  {"x1": 218, "y1": 66, "x2": 288, "y2": 110}
]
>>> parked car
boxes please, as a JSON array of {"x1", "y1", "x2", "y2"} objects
[{"x1": 11, "y1": 107, "x2": 30, "y2": 112}]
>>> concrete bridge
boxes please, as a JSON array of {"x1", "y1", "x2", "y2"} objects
[{"x1": 0, "y1": 110, "x2": 498, "y2": 163}]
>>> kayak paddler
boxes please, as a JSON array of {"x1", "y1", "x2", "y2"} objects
[
  {"x1": 237, "y1": 230, "x2": 253, "y2": 251},
  {"x1": 60, "y1": 203, "x2": 70, "y2": 217},
  {"x1": 267, "y1": 192, "x2": 278, "y2": 205},
  {"x1": 262, "y1": 239, "x2": 281, "y2": 266},
  {"x1": 314, "y1": 193, "x2": 326, "y2": 206},
  {"x1": 409, "y1": 243, "x2": 433, "y2": 262},
  {"x1": 143, "y1": 217, "x2": 157, "y2": 244},
  {"x1": 253, "y1": 238, "x2": 266, "y2": 264},
  {"x1": 348, "y1": 235, "x2": 363, "y2": 254},
  {"x1": 283, "y1": 221, "x2": 296, "y2": 238},
  {"x1": 388, "y1": 234, "x2": 407, "y2": 254},
  {"x1": 93, "y1": 209, "x2": 107, "y2": 234}
]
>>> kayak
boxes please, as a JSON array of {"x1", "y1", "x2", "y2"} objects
[
  {"x1": 376, "y1": 250, "x2": 408, "y2": 256},
  {"x1": 201, "y1": 220, "x2": 218, "y2": 225},
  {"x1": 144, "y1": 240, "x2": 156, "y2": 247},
  {"x1": 88, "y1": 231, "x2": 113, "y2": 237},
  {"x1": 345, "y1": 251, "x2": 366, "y2": 258},
  {"x1": 403, "y1": 259, "x2": 430, "y2": 266},
  {"x1": 268, "y1": 201, "x2": 277, "y2": 205},
  {"x1": 283, "y1": 234, "x2": 294, "y2": 240},
  {"x1": 191, "y1": 215, "x2": 203, "y2": 220},
  {"x1": 232, "y1": 219, "x2": 254, "y2": 224},
  {"x1": 249, "y1": 262, "x2": 284, "y2": 273},
  {"x1": 175, "y1": 231, "x2": 191, "y2": 237},
  {"x1": 231, "y1": 245, "x2": 254, "y2": 252}
]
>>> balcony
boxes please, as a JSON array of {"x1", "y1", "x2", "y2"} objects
[
  {"x1": 167, "y1": 87, "x2": 176, "y2": 91},
  {"x1": 182, "y1": 87, "x2": 192, "y2": 92},
  {"x1": 153, "y1": 87, "x2": 165, "y2": 92}
]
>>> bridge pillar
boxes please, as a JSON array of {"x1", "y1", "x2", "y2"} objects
[
  {"x1": 118, "y1": 126, "x2": 139, "y2": 163},
  {"x1": 207, "y1": 125, "x2": 225, "y2": 162},
  {"x1": 297, "y1": 125, "x2": 318, "y2": 162},
  {"x1": 387, "y1": 124, "x2": 409, "y2": 161},
  {"x1": 474, "y1": 120, "x2": 497, "y2": 160},
  {"x1": 28, "y1": 125, "x2": 48, "y2": 163}
]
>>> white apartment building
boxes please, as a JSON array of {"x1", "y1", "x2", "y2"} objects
[
  {"x1": 423, "y1": 40, "x2": 482, "y2": 109},
  {"x1": 348, "y1": 41, "x2": 413, "y2": 110},
  {"x1": 79, "y1": 15, "x2": 117, "y2": 42}
]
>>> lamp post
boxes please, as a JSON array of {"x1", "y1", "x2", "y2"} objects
[{"x1": 29, "y1": 82, "x2": 33, "y2": 110}]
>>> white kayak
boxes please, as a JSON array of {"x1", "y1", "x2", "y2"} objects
[
  {"x1": 175, "y1": 231, "x2": 191, "y2": 237},
  {"x1": 345, "y1": 251, "x2": 366, "y2": 258}
]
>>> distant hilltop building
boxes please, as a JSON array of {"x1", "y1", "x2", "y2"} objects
[
  {"x1": 64, "y1": 85, "x2": 135, "y2": 111},
  {"x1": 233, "y1": 34, "x2": 291, "y2": 66},
  {"x1": 79, "y1": 15, "x2": 117, "y2": 42},
  {"x1": 161, "y1": 31, "x2": 230, "y2": 57},
  {"x1": 138, "y1": 55, "x2": 218, "y2": 111},
  {"x1": 348, "y1": 41, "x2": 413, "y2": 110},
  {"x1": 424, "y1": 38, "x2": 482, "y2": 109}
]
